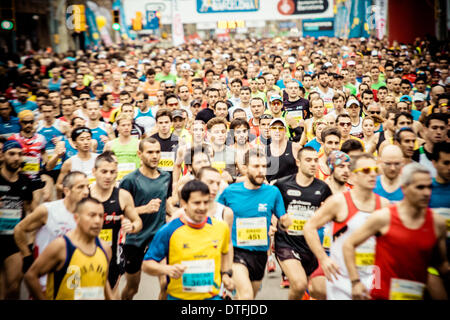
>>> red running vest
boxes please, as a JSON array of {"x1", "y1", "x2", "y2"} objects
[{"x1": 371, "y1": 204, "x2": 436, "y2": 300}]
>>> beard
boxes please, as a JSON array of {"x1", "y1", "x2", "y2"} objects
[
  {"x1": 5, "y1": 161, "x2": 22, "y2": 173},
  {"x1": 248, "y1": 172, "x2": 264, "y2": 186}
]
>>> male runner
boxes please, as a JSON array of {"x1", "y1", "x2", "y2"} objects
[
  {"x1": 142, "y1": 180, "x2": 234, "y2": 300},
  {"x1": 0, "y1": 141, "x2": 35, "y2": 299},
  {"x1": 119, "y1": 138, "x2": 171, "y2": 300},
  {"x1": 218, "y1": 148, "x2": 288, "y2": 300},
  {"x1": 90, "y1": 151, "x2": 142, "y2": 293},
  {"x1": 14, "y1": 171, "x2": 89, "y2": 292},
  {"x1": 343, "y1": 163, "x2": 448, "y2": 300},
  {"x1": 304, "y1": 153, "x2": 390, "y2": 299},
  {"x1": 273, "y1": 146, "x2": 332, "y2": 299},
  {"x1": 24, "y1": 197, "x2": 113, "y2": 300},
  {"x1": 373, "y1": 145, "x2": 404, "y2": 202}
]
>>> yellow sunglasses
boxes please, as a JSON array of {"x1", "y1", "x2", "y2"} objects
[{"x1": 353, "y1": 166, "x2": 379, "y2": 174}]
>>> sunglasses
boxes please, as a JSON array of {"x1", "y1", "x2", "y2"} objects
[
  {"x1": 167, "y1": 102, "x2": 179, "y2": 107},
  {"x1": 80, "y1": 98, "x2": 90, "y2": 101},
  {"x1": 136, "y1": 100, "x2": 144, "y2": 103},
  {"x1": 339, "y1": 122, "x2": 351, "y2": 127},
  {"x1": 353, "y1": 166, "x2": 379, "y2": 174},
  {"x1": 271, "y1": 101, "x2": 282, "y2": 106},
  {"x1": 21, "y1": 120, "x2": 34, "y2": 125},
  {"x1": 260, "y1": 114, "x2": 274, "y2": 120},
  {"x1": 369, "y1": 111, "x2": 381, "y2": 114},
  {"x1": 270, "y1": 126, "x2": 285, "y2": 131}
]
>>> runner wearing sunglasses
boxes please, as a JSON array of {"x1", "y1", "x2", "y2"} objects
[{"x1": 304, "y1": 153, "x2": 390, "y2": 299}]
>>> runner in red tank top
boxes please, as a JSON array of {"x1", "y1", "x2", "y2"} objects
[{"x1": 342, "y1": 163, "x2": 448, "y2": 300}]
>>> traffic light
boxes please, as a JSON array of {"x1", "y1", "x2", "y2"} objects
[
  {"x1": 132, "y1": 11, "x2": 142, "y2": 31},
  {"x1": 112, "y1": 9, "x2": 120, "y2": 31},
  {"x1": 0, "y1": 0, "x2": 15, "y2": 31},
  {"x1": 73, "y1": 4, "x2": 87, "y2": 32}
]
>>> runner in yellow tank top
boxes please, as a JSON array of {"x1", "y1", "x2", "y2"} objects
[{"x1": 24, "y1": 197, "x2": 113, "y2": 300}]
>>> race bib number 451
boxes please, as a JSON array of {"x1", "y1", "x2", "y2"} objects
[{"x1": 236, "y1": 217, "x2": 267, "y2": 247}]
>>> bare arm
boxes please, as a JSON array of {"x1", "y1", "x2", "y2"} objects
[
  {"x1": 304, "y1": 194, "x2": 343, "y2": 281},
  {"x1": 24, "y1": 237, "x2": 66, "y2": 300},
  {"x1": 56, "y1": 159, "x2": 71, "y2": 197},
  {"x1": 99, "y1": 240, "x2": 114, "y2": 300},
  {"x1": 14, "y1": 204, "x2": 49, "y2": 257},
  {"x1": 142, "y1": 259, "x2": 187, "y2": 278}
]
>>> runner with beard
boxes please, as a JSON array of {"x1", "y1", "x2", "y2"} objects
[
  {"x1": 218, "y1": 148, "x2": 287, "y2": 300},
  {"x1": 273, "y1": 146, "x2": 332, "y2": 300}
]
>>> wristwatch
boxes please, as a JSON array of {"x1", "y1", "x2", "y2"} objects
[
  {"x1": 351, "y1": 279, "x2": 361, "y2": 286},
  {"x1": 221, "y1": 270, "x2": 233, "y2": 278}
]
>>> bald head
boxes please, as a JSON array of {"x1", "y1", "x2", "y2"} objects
[{"x1": 380, "y1": 145, "x2": 404, "y2": 180}]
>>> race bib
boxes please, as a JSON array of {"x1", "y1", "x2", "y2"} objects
[
  {"x1": 181, "y1": 259, "x2": 215, "y2": 293},
  {"x1": 22, "y1": 156, "x2": 40, "y2": 174},
  {"x1": 288, "y1": 110, "x2": 304, "y2": 124},
  {"x1": 212, "y1": 161, "x2": 226, "y2": 174},
  {"x1": 433, "y1": 208, "x2": 450, "y2": 237},
  {"x1": 324, "y1": 101, "x2": 334, "y2": 110},
  {"x1": 287, "y1": 209, "x2": 314, "y2": 236},
  {"x1": 99, "y1": 229, "x2": 113, "y2": 246},
  {"x1": 159, "y1": 152, "x2": 175, "y2": 171},
  {"x1": 236, "y1": 217, "x2": 268, "y2": 247},
  {"x1": 0, "y1": 208, "x2": 22, "y2": 235},
  {"x1": 389, "y1": 278, "x2": 425, "y2": 300},
  {"x1": 74, "y1": 286, "x2": 105, "y2": 300},
  {"x1": 117, "y1": 163, "x2": 136, "y2": 181},
  {"x1": 355, "y1": 236, "x2": 376, "y2": 267},
  {"x1": 88, "y1": 175, "x2": 96, "y2": 185}
]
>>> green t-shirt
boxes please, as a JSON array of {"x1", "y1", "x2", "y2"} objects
[
  {"x1": 119, "y1": 168, "x2": 171, "y2": 247},
  {"x1": 155, "y1": 73, "x2": 177, "y2": 83},
  {"x1": 372, "y1": 81, "x2": 387, "y2": 91},
  {"x1": 344, "y1": 83, "x2": 357, "y2": 95}
]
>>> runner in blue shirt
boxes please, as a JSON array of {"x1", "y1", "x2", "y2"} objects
[
  {"x1": 218, "y1": 148, "x2": 288, "y2": 299},
  {"x1": 0, "y1": 97, "x2": 20, "y2": 138}
]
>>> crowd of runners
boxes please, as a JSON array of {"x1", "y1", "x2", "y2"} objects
[{"x1": 0, "y1": 35, "x2": 449, "y2": 300}]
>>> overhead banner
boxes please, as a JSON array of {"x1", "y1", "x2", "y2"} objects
[
  {"x1": 335, "y1": 0, "x2": 372, "y2": 39},
  {"x1": 123, "y1": 0, "x2": 334, "y2": 25},
  {"x1": 197, "y1": 0, "x2": 259, "y2": 13},
  {"x1": 374, "y1": 0, "x2": 388, "y2": 39},
  {"x1": 302, "y1": 18, "x2": 335, "y2": 38}
]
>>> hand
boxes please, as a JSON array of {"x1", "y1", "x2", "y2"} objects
[
  {"x1": 166, "y1": 264, "x2": 187, "y2": 279},
  {"x1": 120, "y1": 216, "x2": 134, "y2": 233},
  {"x1": 279, "y1": 213, "x2": 292, "y2": 230},
  {"x1": 268, "y1": 225, "x2": 277, "y2": 236},
  {"x1": 222, "y1": 274, "x2": 235, "y2": 292},
  {"x1": 221, "y1": 171, "x2": 233, "y2": 184},
  {"x1": 320, "y1": 256, "x2": 342, "y2": 282},
  {"x1": 100, "y1": 135, "x2": 109, "y2": 143},
  {"x1": 352, "y1": 281, "x2": 370, "y2": 300},
  {"x1": 54, "y1": 143, "x2": 66, "y2": 158},
  {"x1": 145, "y1": 199, "x2": 161, "y2": 214},
  {"x1": 51, "y1": 136, "x2": 62, "y2": 145}
]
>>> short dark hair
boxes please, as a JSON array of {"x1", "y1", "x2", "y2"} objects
[
  {"x1": 349, "y1": 153, "x2": 376, "y2": 172},
  {"x1": 361, "y1": 89, "x2": 374, "y2": 98},
  {"x1": 394, "y1": 127, "x2": 415, "y2": 143},
  {"x1": 321, "y1": 127, "x2": 341, "y2": 142},
  {"x1": 155, "y1": 108, "x2": 173, "y2": 122},
  {"x1": 180, "y1": 180, "x2": 210, "y2": 203},
  {"x1": 341, "y1": 139, "x2": 364, "y2": 154},
  {"x1": 394, "y1": 112, "x2": 413, "y2": 126},
  {"x1": 74, "y1": 197, "x2": 103, "y2": 214},
  {"x1": 95, "y1": 151, "x2": 117, "y2": 168},
  {"x1": 139, "y1": 137, "x2": 160, "y2": 152},
  {"x1": 424, "y1": 113, "x2": 448, "y2": 128},
  {"x1": 297, "y1": 146, "x2": 317, "y2": 160},
  {"x1": 432, "y1": 141, "x2": 450, "y2": 161}
]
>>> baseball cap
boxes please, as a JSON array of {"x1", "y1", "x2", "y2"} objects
[
  {"x1": 172, "y1": 109, "x2": 184, "y2": 119},
  {"x1": 222, "y1": 53, "x2": 230, "y2": 60},
  {"x1": 399, "y1": 95, "x2": 412, "y2": 103},
  {"x1": 287, "y1": 56, "x2": 296, "y2": 64},
  {"x1": 269, "y1": 94, "x2": 283, "y2": 103},
  {"x1": 18, "y1": 110, "x2": 34, "y2": 121},
  {"x1": 371, "y1": 50, "x2": 378, "y2": 56},
  {"x1": 323, "y1": 62, "x2": 333, "y2": 68},
  {"x1": 269, "y1": 118, "x2": 287, "y2": 128},
  {"x1": 347, "y1": 60, "x2": 356, "y2": 66},
  {"x1": 190, "y1": 99, "x2": 202, "y2": 107},
  {"x1": 118, "y1": 61, "x2": 126, "y2": 67},
  {"x1": 165, "y1": 80, "x2": 175, "y2": 86},
  {"x1": 142, "y1": 59, "x2": 151, "y2": 64},
  {"x1": 180, "y1": 63, "x2": 191, "y2": 71},
  {"x1": 346, "y1": 99, "x2": 360, "y2": 108},
  {"x1": 97, "y1": 53, "x2": 107, "y2": 59},
  {"x1": 413, "y1": 92, "x2": 426, "y2": 102}
]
